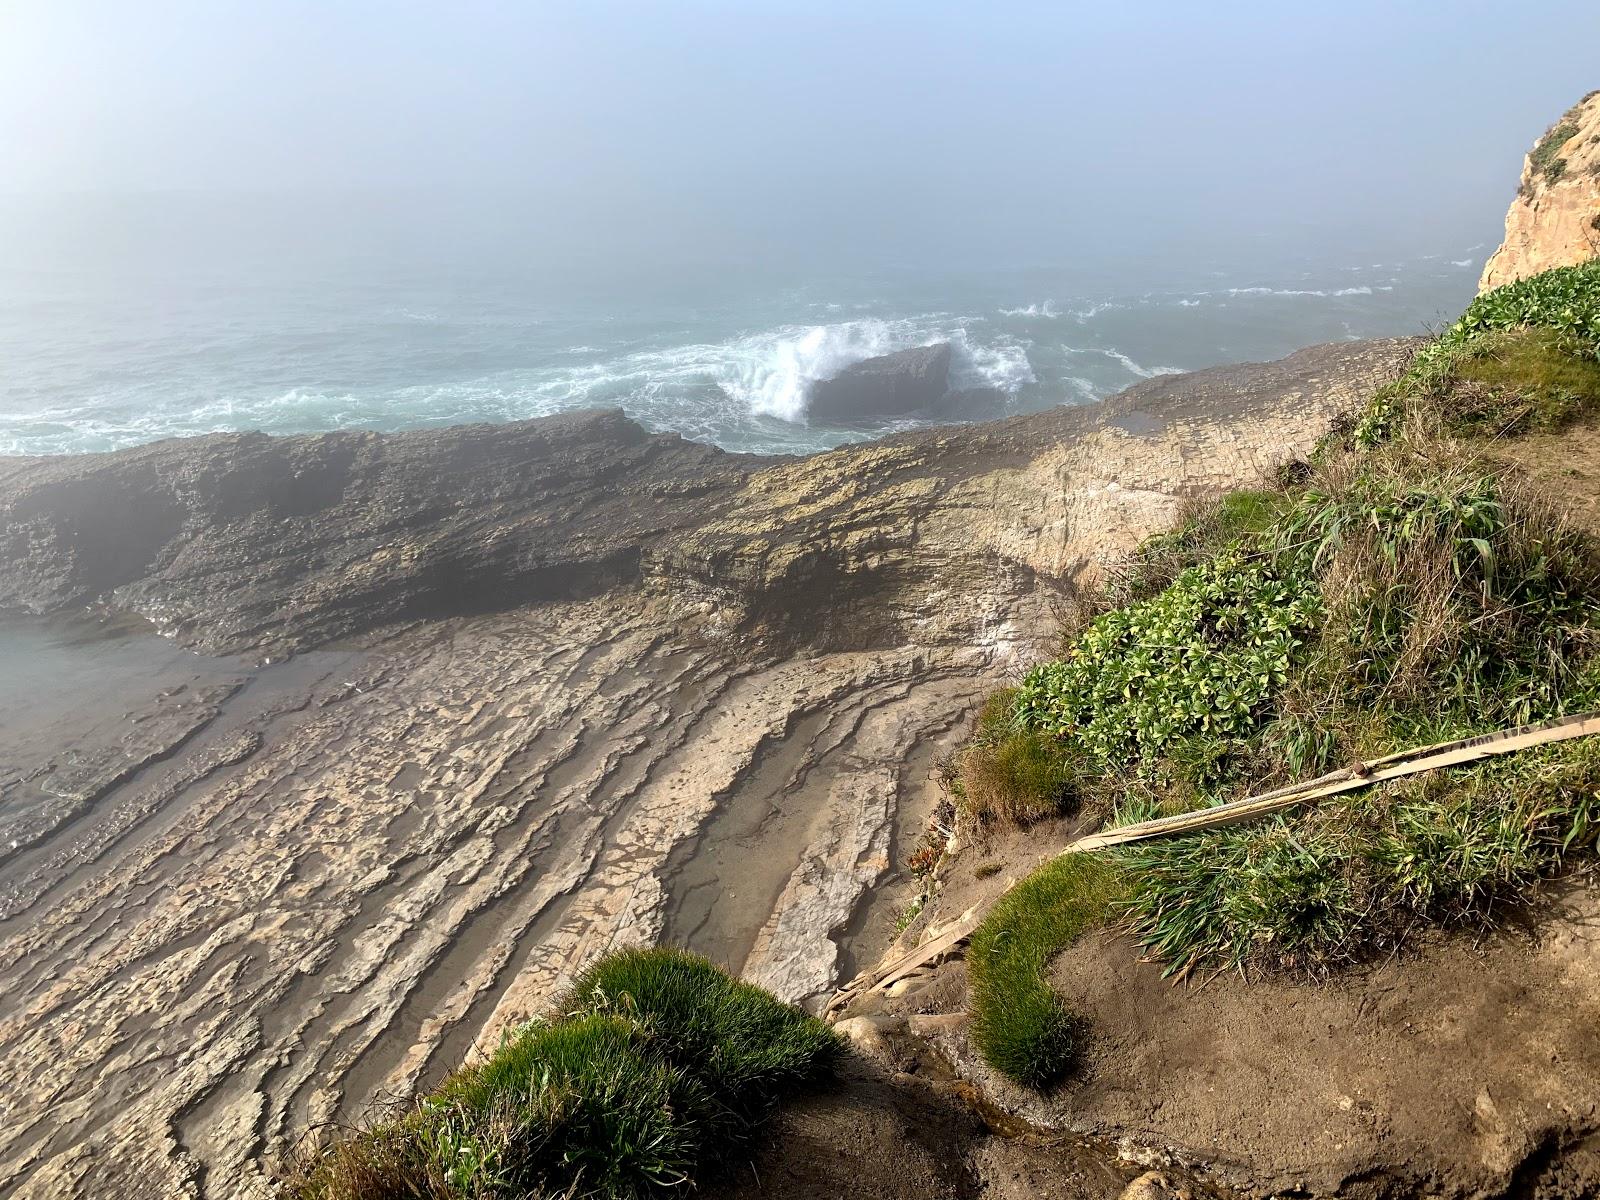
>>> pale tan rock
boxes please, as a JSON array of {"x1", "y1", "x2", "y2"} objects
[
  {"x1": 832, "y1": 1016, "x2": 896, "y2": 1061},
  {"x1": 1119, "y1": 1170, "x2": 1187, "y2": 1200},
  {"x1": 907, "y1": 1011, "x2": 969, "y2": 1036}
]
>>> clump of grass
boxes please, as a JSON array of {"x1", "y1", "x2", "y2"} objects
[
  {"x1": 287, "y1": 948, "x2": 839, "y2": 1200},
  {"x1": 1355, "y1": 258, "x2": 1600, "y2": 447},
  {"x1": 559, "y1": 948, "x2": 839, "y2": 1107},
  {"x1": 1120, "y1": 815, "x2": 1366, "y2": 976},
  {"x1": 1276, "y1": 445, "x2": 1600, "y2": 722},
  {"x1": 967, "y1": 853, "x2": 1126, "y2": 1089},
  {"x1": 1121, "y1": 740, "x2": 1600, "y2": 977},
  {"x1": 1444, "y1": 328, "x2": 1600, "y2": 435},
  {"x1": 954, "y1": 687, "x2": 1081, "y2": 826}
]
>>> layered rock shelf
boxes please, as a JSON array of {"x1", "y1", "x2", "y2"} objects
[{"x1": 0, "y1": 339, "x2": 1413, "y2": 1198}]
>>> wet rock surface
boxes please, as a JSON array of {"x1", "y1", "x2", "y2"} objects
[{"x1": 0, "y1": 339, "x2": 1414, "y2": 1198}]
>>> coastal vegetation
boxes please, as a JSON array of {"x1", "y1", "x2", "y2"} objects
[
  {"x1": 288, "y1": 948, "x2": 839, "y2": 1200},
  {"x1": 962, "y1": 259, "x2": 1600, "y2": 1088},
  {"x1": 966, "y1": 853, "x2": 1126, "y2": 1088},
  {"x1": 1527, "y1": 118, "x2": 1579, "y2": 186}
]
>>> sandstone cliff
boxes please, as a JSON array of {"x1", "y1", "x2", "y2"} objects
[{"x1": 1480, "y1": 90, "x2": 1600, "y2": 291}]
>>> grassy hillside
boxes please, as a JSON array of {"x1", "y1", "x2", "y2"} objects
[
  {"x1": 288, "y1": 949, "x2": 839, "y2": 1200},
  {"x1": 962, "y1": 260, "x2": 1600, "y2": 1088}
]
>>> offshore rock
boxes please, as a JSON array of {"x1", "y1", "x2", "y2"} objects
[{"x1": 807, "y1": 342, "x2": 953, "y2": 424}]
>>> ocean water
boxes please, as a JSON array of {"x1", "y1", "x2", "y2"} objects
[{"x1": 0, "y1": 248, "x2": 1487, "y2": 459}]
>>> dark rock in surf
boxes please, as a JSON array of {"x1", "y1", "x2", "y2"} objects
[{"x1": 807, "y1": 343, "x2": 952, "y2": 424}]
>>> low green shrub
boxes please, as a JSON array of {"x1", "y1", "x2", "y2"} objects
[
  {"x1": 1018, "y1": 549, "x2": 1320, "y2": 765},
  {"x1": 288, "y1": 948, "x2": 839, "y2": 1200},
  {"x1": 1527, "y1": 119, "x2": 1580, "y2": 187},
  {"x1": 1104, "y1": 488, "x2": 1291, "y2": 607},
  {"x1": 966, "y1": 853, "x2": 1126, "y2": 1089}
]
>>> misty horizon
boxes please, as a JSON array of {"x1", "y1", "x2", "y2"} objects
[
  {"x1": 2, "y1": 3, "x2": 1596, "y2": 457},
  {"x1": 5, "y1": 3, "x2": 1599, "y2": 285}
]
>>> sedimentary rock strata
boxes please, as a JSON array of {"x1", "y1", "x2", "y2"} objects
[{"x1": 0, "y1": 338, "x2": 1412, "y2": 1198}]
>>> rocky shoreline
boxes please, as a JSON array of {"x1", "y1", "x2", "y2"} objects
[{"x1": 0, "y1": 339, "x2": 1414, "y2": 1198}]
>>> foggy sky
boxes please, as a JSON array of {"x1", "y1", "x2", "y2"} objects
[{"x1": 3, "y1": 2, "x2": 1598, "y2": 280}]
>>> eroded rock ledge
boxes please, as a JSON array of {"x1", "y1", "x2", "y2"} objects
[{"x1": 0, "y1": 339, "x2": 1413, "y2": 1199}]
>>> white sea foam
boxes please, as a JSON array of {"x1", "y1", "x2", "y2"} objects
[
  {"x1": 709, "y1": 317, "x2": 1033, "y2": 422},
  {"x1": 1217, "y1": 285, "x2": 1386, "y2": 297},
  {"x1": 1450, "y1": 259, "x2": 1474, "y2": 268},
  {"x1": 1071, "y1": 301, "x2": 1124, "y2": 323},
  {"x1": 1000, "y1": 298, "x2": 1130, "y2": 324},
  {"x1": 999, "y1": 300, "x2": 1058, "y2": 318},
  {"x1": 4, "y1": 269, "x2": 1436, "y2": 457},
  {"x1": 1064, "y1": 346, "x2": 1182, "y2": 380}
]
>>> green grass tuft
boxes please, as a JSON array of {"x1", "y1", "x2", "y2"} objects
[
  {"x1": 1447, "y1": 328, "x2": 1600, "y2": 435},
  {"x1": 954, "y1": 687, "x2": 1082, "y2": 826},
  {"x1": 966, "y1": 853, "x2": 1126, "y2": 1089},
  {"x1": 1121, "y1": 740, "x2": 1600, "y2": 976},
  {"x1": 1355, "y1": 259, "x2": 1600, "y2": 447},
  {"x1": 560, "y1": 947, "x2": 840, "y2": 1108},
  {"x1": 287, "y1": 948, "x2": 839, "y2": 1200}
]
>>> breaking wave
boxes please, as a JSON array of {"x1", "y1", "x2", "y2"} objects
[
  {"x1": 999, "y1": 300, "x2": 1058, "y2": 318},
  {"x1": 3, "y1": 247, "x2": 1483, "y2": 457},
  {"x1": 1211, "y1": 285, "x2": 1391, "y2": 298},
  {"x1": 713, "y1": 317, "x2": 1034, "y2": 422}
]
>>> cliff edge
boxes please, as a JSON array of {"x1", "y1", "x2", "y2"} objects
[{"x1": 1481, "y1": 90, "x2": 1600, "y2": 291}]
